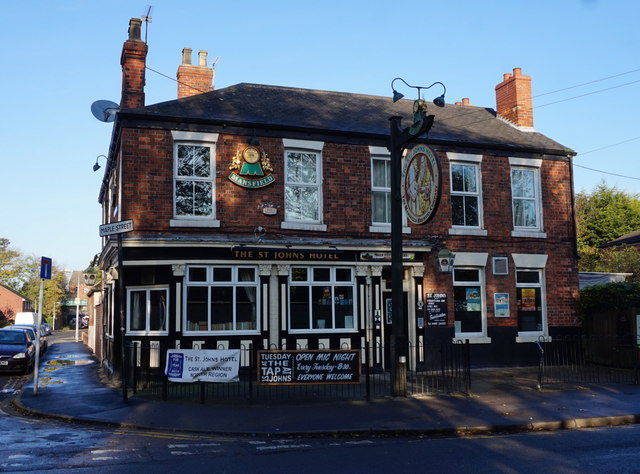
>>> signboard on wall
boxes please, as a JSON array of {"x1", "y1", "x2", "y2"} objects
[
  {"x1": 426, "y1": 293, "x2": 448, "y2": 326},
  {"x1": 494, "y1": 293, "x2": 510, "y2": 317},
  {"x1": 165, "y1": 349, "x2": 240, "y2": 383},
  {"x1": 257, "y1": 350, "x2": 360, "y2": 385}
]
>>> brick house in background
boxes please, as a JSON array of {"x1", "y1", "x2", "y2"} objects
[
  {"x1": 95, "y1": 18, "x2": 580, "y2": 376},
  {"x1": 0, "y1": 284, "x2": 32, "y2": 323}
]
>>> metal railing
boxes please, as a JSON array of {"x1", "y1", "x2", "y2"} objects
[
  {"x1": 537, "y1": 335, "x2": 639, "y2": 386},
  {"x1": 123, "y1": 339, "x2": 471, "y2": 404}
]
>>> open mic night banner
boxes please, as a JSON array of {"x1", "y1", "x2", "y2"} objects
[{"x1": 165, "y1": 349, "x2": 240, "y2": 383}]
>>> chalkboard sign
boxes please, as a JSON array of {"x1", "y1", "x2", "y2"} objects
[
  {"x1": 426, "y1": 293, "x2": 448, "y2": 326},
  {"x1": 257, "y1": 350, "x2": 361, "y2": 385}
]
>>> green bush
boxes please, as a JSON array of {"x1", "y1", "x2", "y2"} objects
[{"x1": 580, "y1": 281, "x2": 640, "y2": 315}]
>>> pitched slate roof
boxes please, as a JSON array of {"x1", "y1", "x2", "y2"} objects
[
  {"x1": 603, "y1": 229, "x2": 640, "y2": 248},
  {"x1": 120, "y1": 83, "x2": 573, "y2": 156}
]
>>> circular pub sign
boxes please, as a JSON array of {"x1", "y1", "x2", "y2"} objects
[{"x1": 401, "y1": 144, "x2": 441, "y2": 224}]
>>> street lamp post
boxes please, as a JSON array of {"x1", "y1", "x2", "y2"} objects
[
  {"x1": 388, "y1": 78, "x2": 445, "y2": 396},
  {"x1": 75, "y1": 272, "x2": 80, "y2": 342}
]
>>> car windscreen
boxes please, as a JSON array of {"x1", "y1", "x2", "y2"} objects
[{"x1": 0, "y1": 331, "x2": 26, "y2": 344}]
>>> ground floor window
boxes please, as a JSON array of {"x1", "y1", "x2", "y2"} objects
[
  {"x1": 289, "y1": 266, "x2": 356, "y2": 332},
  {"x1": 453, "y1": 268, "x2": 485, "y2": 336},
  {"x1": 516, "y1": 270, "x2": 544, "y2": 333},
  {"x1": 185, "y1": 266, "x2": 259, "y2": 333},
  {"x1": 126, "y1": 286, "x2": 169, "y2": 335}
]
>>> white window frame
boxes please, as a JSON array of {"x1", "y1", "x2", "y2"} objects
[
  {"x1": 509, "y1": 157, "x2": 545, "y2": 238},
  {"x1": 451, "y1": 252, "x2": 490, "y2": 343},
  {"x1": 170, "y1": 131, "x2": 220, "y2": 228},
  {"x1": 183, "y1": 265, "x2": 261, "y2": 335},
  {"x1": 447, "y1": 153, "x2": 486, "y2": 236},
  {"x1": 126, "y1": 285, "x2": 170, "y2": 336},
  {"x1": 288, "y1": 266, "x2": 357, "y2": 334},
  {"x1": 513, "y1": 253, "x2": 549, "y2": 342},
  {"x1": 281, "y1": 139, "x2": 326, "y2": 231}
]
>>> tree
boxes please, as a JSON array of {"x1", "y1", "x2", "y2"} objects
[
  {"x1": 0, "y1": 238, "x2": 33, "y2": 290},
  {"x1": 576, "y1": 183, "x2": 640, "y2": 272},
  {"x1": 19, "y1": 266, "x2": 67, "y2": 322}
]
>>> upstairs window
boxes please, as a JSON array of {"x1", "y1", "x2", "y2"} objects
[
  {"x1": 371, "y1": 155, "x2": 391, "y2": 225},
  {"x1": 451, "y1": 163, "x2": 480, "y2": 227},
  {"x1": 510, "y1": 158, "x2": 543, "y2": 235},
  {"x1": 171, "y1": 131, "x2": 219, "y2": 228}
]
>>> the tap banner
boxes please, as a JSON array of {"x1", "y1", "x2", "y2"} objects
[{"x1": 165, "y1": 349, "x2": 240, "y2": 383}]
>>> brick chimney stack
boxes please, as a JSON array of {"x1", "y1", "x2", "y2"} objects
[
  {"x1": 495, "y1": 67, "x2": 533, "y2": 128},
  {"x1": 176, "y1": 48, "x2": 214, "y2": 99},
  {"x1": 120, "y1": 18, "x2": 148, "y2": 110}
]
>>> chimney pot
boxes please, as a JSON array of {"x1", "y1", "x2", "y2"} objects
[
  {"x1": 128, "y1": 18, "x2": 142, "y2": 42},
  {"x1": 503, "y1": 73, "x2": 512, "y2": 81},
  {"x1": 182, "y1": 48, "x2": 192, "y2": 65},
  {"x1": 513, "y1": 67, "x2": 522, "y2": 76},
  {"x1": 198, "y1": 51, "x2": 208, "y2": 67},
  {"x1": 462, "y1": 98, "x2": 470, "y2": 106}
]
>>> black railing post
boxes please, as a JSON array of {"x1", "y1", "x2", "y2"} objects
[
  {"x1": 365, "y1": 341, "x2": 371, "y2": 401},
  {"x1": 249, "y1": 344, "x2": 254, "y2": 403},
  {"x1": 536, "y1": 338, "x2": 545, "y2": 390}
]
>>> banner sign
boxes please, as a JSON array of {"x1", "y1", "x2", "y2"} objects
[
  {"x1": 257, "y1": 350, "x2": 361, "y2": 385},
  {"x1": 165, "y1": 349, "x2": 240, "y2": 383}
]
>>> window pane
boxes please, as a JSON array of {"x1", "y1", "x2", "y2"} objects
[
  {"x1": 238, "y1": 267, "x2": 256, "y2": 282},
  {"x1": 186, "y1": 286, "x2": 208, "y2": 331},
  {"x1": 285, "y1": 186, "x2": 319, "y2": 221},
  {"x1": 517, "y1": 287, "x2": 542, "y2": 331},
  {"x1": 451, "y1": 165, "x2": 465, "y2": 192},
  {"x1": 335, "y1": 268, "x2": 352, "y2": 281},
  {"x1": 130, "y1": 290, "x2": 146, "y2": 331},
  {"x1": 512, "y1": 169, "x2": 534, "y2": 198},
  {"x1": 149, "y1": 290, "x2": 167, "y2": 331},
  {"x1": 372, "y1": 159, "x2": 390, "y2": 188},
  {"x1": 313, "y1": 268, "x2": 330, "y2": 282},
  {"x1": 213, "y1": 267, "x2": 232, "y2": 282},
  {"x1": 290, "y1": 286, "x2": 310, "y2": 329},
  {"x1": 451, "y1": 195, "x2": 464, "y2": 225},
  {"x1": 177, "y1": 145, "x2": 210, "y2": 178},
  {"x1": 175, "y1": 181, "x2": 212, "y2": 217},
  {"x1": 454, "y1": 286, "x2": 482, "y2": 333},
  {"x1": 516, "y1": 271, "x2": 540, "y2": 284},
  {"x1": 236, "y1": 286, "x2": 257, "y2": 330},
  {"x1": 291, "y1": 267, "x2": 308, "y2": 282},
  {"x1": 513, "y1": 199, "x2": 537, "y2": 227},
  {"x1": 211, "y1": 286, "x2": 233, "y2": 330},
  {"x1": 312, "y1": 286, "x2": 333, "y2": 329},
  {"x1": 454, "y1": 269, "x2": 479, "y2": 282},
  {"x1": 189, "y1": 267, "x2": 207, "y2": 282},
  {"x1": 464, "y1": 196, "x2": 479, "y2": 226},
  {"x1": 372, "y1": 191, "x2": 391, "y2": 223},
  {"x1": 334, "y1": 286, "x2": 354, "y2": 328},
  {"x1": 463, "y1": 166, "x2": 477, "y2": 192},
  {"x1": 287, "y1": 151, "x2": 317, "y2": 184}
]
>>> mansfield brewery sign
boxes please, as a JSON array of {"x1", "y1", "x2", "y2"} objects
[{"x1": 401, "y1": 144, "x2": 441, "y2": 225}]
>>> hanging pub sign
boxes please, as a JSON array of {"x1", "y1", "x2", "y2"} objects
[
  {"x1": 401, "y1": 144, "x2": 441, "y2": 224},
  {"x1": 426, "y1": 292, "x2": 448, "y2": 326},
  {"x1": 228, "y1": 145, "x2": 276, "y2": 188}
]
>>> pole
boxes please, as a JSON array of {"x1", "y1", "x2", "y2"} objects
[
  {"x1": 118, "y1": 233, "x2": 128, "y2": 402},
  {"x1": 33, "y1": 279, "x2": 44, "y2": 395},
  {"x1": 389, "y1": 116, "x2": 408, "y2": 397},
  {"x1": 75, "y1": 273, "x2": 80, "y2": 342}
]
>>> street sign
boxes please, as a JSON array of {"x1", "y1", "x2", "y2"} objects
[
  {"x1": 40, "y1": 257, "x2": 52, "y2": 280},
  {"x1": 99, "y1": 219, "x2": 134, "y2": 237}
]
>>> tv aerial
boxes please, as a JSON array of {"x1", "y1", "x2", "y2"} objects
[
  {"x1": 90, "y1": 100, "x2": 119, "y2": 123},
  {"x1": 141, "y1": 5, "x2": 153, "y2": 43}
]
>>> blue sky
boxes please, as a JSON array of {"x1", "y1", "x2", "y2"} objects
[{"x1": 1, "y1": 0, "x2": 638, "y2": 271}]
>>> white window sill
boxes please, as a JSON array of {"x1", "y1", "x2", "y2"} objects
[
  {"x1": 448, "y1": 227, "x2": 488, "y2": 236},
  {"x1": 452, "y1": 336, "x2": 491, "y2": 344},
  {"x1": 170, "y1": 219, "x2": 221, "y2": 228},
  {"x1": 369, "y1": 225, "x2": 412, "y2": 234},
  {"x1": 516, "y1": 335, "x2": 551, "y2": 343},
  {"x1": 183, "y1": 330, "x2": 261, "y2": 336},
  {"x1": 289, "y1": 329, "x2": 358, "y2": 334},
  {"x1": 126, "y1": 331, "x2": 169, "y2": 337},
  {"x1": 511, "y1": 230, "x2": 547, "y2": 238},
  {"x1": 281, "y1": 221, "x2": 327, "y2": 231}
]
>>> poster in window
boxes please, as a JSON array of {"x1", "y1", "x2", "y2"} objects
[
  {"x1": 466, "y1": 288, "x2": 481, "y2": 312},
  {"x1": 494, "y1": 293, "x2": 510, "y2": 318},
  {"x1": 426, "y1": 293, "x2": 447, "y2": 326},
  {"x1": 385, "y1": 298, "x2": 393, "y2": 324},
  {"x1": 521, "y1": 288, "x2": 536, "y2": 311}
]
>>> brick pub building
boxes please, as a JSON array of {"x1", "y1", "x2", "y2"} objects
[{"x1": 95, "y1": 18, "x2": 580, "y2": 377}]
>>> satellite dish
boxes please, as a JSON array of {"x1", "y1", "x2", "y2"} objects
[{"x1": 91, "y1": 100, "x2": 119, "y2": 123}]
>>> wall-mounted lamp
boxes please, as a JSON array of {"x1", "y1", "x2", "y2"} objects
[
  {"x1": 437, "y1": 248, "x2": 455, "y2": 273},
  {"x1": 391, "y1": 78, "x2": 447, "y2": 108},
  {"x1": 93, "y1": 155, "x2": 108, "y2": 172}
]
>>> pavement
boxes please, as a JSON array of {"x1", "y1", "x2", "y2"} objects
[{"x1": 10, "y1": 334, "x2": 640, "y2": 437}]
